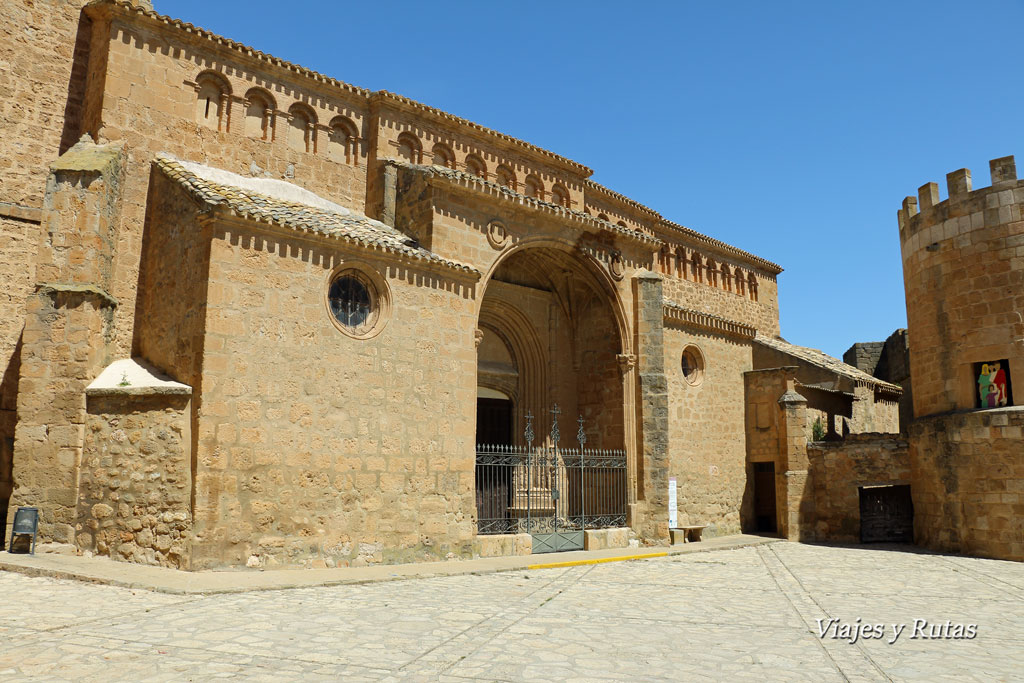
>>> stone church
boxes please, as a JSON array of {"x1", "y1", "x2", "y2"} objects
[{"x1": 2, "y1": 1, "x2": 1016, "y2": 569}]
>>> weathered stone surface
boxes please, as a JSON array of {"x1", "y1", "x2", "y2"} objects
[
  {"x1": 77, "y1": 393, "x2": 193, "y2": 568},
  {"x1": 807, "y1": 434, "x2": 911, "y2": 542},
  {"x1": 0, "y1": 0, "x2": 791, "y2": 571},
  {"x1": 897, "y1": 159, "x2": 1024, "y2": 562}
]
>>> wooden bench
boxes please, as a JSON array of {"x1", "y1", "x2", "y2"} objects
[{"x1": 670, "y1": 525, "x2": 708, "y2": 544}]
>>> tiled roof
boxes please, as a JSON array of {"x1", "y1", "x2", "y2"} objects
[
  {"x1": 154, "y1": 156, "x2": 479, "y2": 275},
  {"x1": 393, "y1": 161, "x2": 663, "y2": 246},
  {"x1": 755, "y1": 334, "x2": 902, "y2": 392}
]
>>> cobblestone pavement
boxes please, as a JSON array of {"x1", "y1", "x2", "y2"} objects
[{"x1": 0, "y1": 542, "x2": 1021, "y2": 681}]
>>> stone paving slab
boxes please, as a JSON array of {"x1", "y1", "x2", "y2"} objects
[
  {"x1": 0, "y1": 533, "x2": 775, "y2": 594},
  {"x1": 0, "y1": 542, "x2": 1021, "y2": 681}
]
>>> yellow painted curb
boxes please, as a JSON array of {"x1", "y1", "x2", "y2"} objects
[{"x1": 527, "y1": 552, "x2": 668, "y2": 570}]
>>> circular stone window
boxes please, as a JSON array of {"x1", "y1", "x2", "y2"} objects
[
  {"x1": 680, "y1": 345, "x2": 705, "y2": 386},
  {"x1": 326, "y1": 265, "x2": 389, "y2": 338}
]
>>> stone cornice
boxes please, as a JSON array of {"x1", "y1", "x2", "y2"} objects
[
  {"x1": 87, "y1": 1, "x2": 592, "y2": 178},
  {"x1": 371, "y1": 93, "x2": 592, "y2": 177},
  {"x1": 662, "y1": 301, "x2": 757, "y2": 339},
  {"x1": 584, "y1": 180, "x2": 662, "y2": 219},
  {"x1": 657, "y1": 219, "x2": 784, "y2": 275},
  {"x1": 393, "y1": 161, "x2": 662, "y2": 248}
]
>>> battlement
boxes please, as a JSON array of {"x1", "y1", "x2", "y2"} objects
[{"x1": 898, "y1": 155, "x2": 1021, "y2": 240}]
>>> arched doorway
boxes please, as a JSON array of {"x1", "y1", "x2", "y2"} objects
[
  {"x1": 476, "y1": 245, "x2": 626, "y2": 447},
  {"x1": 475, "y1": 244, "x2": 628, "y2": 550}
]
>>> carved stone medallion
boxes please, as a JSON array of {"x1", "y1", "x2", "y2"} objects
[
  {"x1": 486, "y1": 219, "x2": 509, "y2": 250},
  {"x1": 608, "y1": 250, "x2": 625, "y2": 281}
]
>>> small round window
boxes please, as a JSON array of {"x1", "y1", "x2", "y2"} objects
[
  {"x1": 326, "y1": 266, "x2": 388, "y2": 338},
  {"x1": 681, "y1": 345, "x2": 705, "y2": 386}
]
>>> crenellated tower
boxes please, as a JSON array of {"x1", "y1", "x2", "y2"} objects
[
  {"x1": 897, "y1": 155, "x2": 1023, "y2": 560},
  {"x1": 898, "y1": 155, "x2": 1023, "y2": 418}
]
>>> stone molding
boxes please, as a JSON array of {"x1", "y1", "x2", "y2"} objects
[{"x1": 662, "y1": 301, "x2": 757, "y2": 340}]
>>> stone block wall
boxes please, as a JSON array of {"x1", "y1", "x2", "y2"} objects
[
  {"x1": 807, "y1": 435, "x2": 911, "y2": 542},
  {"x1": 133, "y1": 169, "x2": 212, "y2": 387},
  {"x1": 908, "y1": 408, "x2": 1023, "y2": 561},
  {"x1": 634, "y1": 271, "x2": 669, "y2": 543},
  {"x1": 0, "y1": 214, "x2": 39, "y2": 367},
  {"x1": 11, "y1": 290, "x2": 114, "y2": 543},
  {"x1": 898, "y1": 156, "x2": 1024, "y2": 562},
  {"x1": 662, "y1": 271, "x2": 779, "y2": 337},
  {"x1": 843, "y1": 342, "x2": 884, "y2": 375},
  {"x1": 0, "y1": 213, "x2": 36, "y2": 518},
  {"x1": 77, "y1": 392, "x2": 192, "y2": 568},
  {"x1": 190, "y1": 221, "x2": 479, "y2": 569},
  {"x1": 78, "y1": 7, "x2": 372, "y2": 358},
  {"x1": 9, "y1": 140, "x2": 124, "y2": 544},
  {"x1": 0, "y1": 0, "x2": 93, "y2": 208},
  {"x1": 743, "y1": 367, "x2": 815, "y2": 540},
  {"x1": 665, "y1": 327, "x2": 752, "y2": 536},
  {"x1": 744, "y1": 368, "x2": 787, "y2": 467}
]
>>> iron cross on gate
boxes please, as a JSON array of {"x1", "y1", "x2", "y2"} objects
[{"x1": 549, "y1": 404, "x2": 561, "y2": 505}]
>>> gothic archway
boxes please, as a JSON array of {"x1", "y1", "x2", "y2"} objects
[{"x1": 475, "y1": 243, "x2": 627, "y2": 450}]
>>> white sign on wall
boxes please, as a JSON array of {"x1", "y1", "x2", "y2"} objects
[{"x1": 668, "y1": 477, "x2": 677, "y2": 528}]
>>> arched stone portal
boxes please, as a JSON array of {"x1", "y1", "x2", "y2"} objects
[
  {"x1": 474, "y1": 245, "x2": 630, "y2": 550},
  {"x1": 476, "y1": 245, "x2": 626, "y2": 449}
]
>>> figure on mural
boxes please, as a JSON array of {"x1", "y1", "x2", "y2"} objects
[{"x1": 977, "y1": 362, "x2": 1009, "y2": 408}]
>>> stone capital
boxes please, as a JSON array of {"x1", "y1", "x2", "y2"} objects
[{"x1": 616, "y1": 353, "x2": 637, "y2": 374}]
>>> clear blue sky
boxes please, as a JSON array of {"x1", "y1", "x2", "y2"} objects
[{"x1": 157, "y1": 1, "x2": 1023, "y2": 359}]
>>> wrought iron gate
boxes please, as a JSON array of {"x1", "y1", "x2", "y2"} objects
[
  {"x1": 475, "y1": 405, "x2": 628, "y2": 553},
  {"x1": 859, "y1": 485, "x2": 914, "y2": 543}
]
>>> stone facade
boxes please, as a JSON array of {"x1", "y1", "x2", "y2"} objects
[
  {"x1": 0, "y1": 0, "x2": 787, "y2": 568},
  {"x1": 12, "y1": 0, "x2": 995, "y2": 571},
  {"x1": 742, "y1": 361, "x2": 908, "y2": 543},
  {"x1": 665, "y1": 323, "x2": 753, "y2": 537}
]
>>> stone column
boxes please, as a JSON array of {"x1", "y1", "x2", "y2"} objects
[
  {"x1": 633, "y1": 270, "x2": 669, "y2": 543},
  {"x1": 9, "y1": 137, "x2": 124, "y2": 544},
  {"x1": 777, "y1": 382, "x2": 812, "y2": 540}
]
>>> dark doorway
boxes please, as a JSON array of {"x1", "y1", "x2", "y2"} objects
[
  {"x1": 753, "y1": 461, "x2": 777, "y2": 533},
  {"x1": 476, "y1": 397, "x2": 513, "y2": 529},
  {"x1": 476, "y1": 398, "x2": 512, "y2": 446},
  {"x1": 860, "y1": 485, "x2": 914, "y2": 543}
]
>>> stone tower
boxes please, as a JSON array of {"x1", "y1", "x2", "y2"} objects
[{"x1": 897, "y1": 155, "x2": 1024, "y2": 560}]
